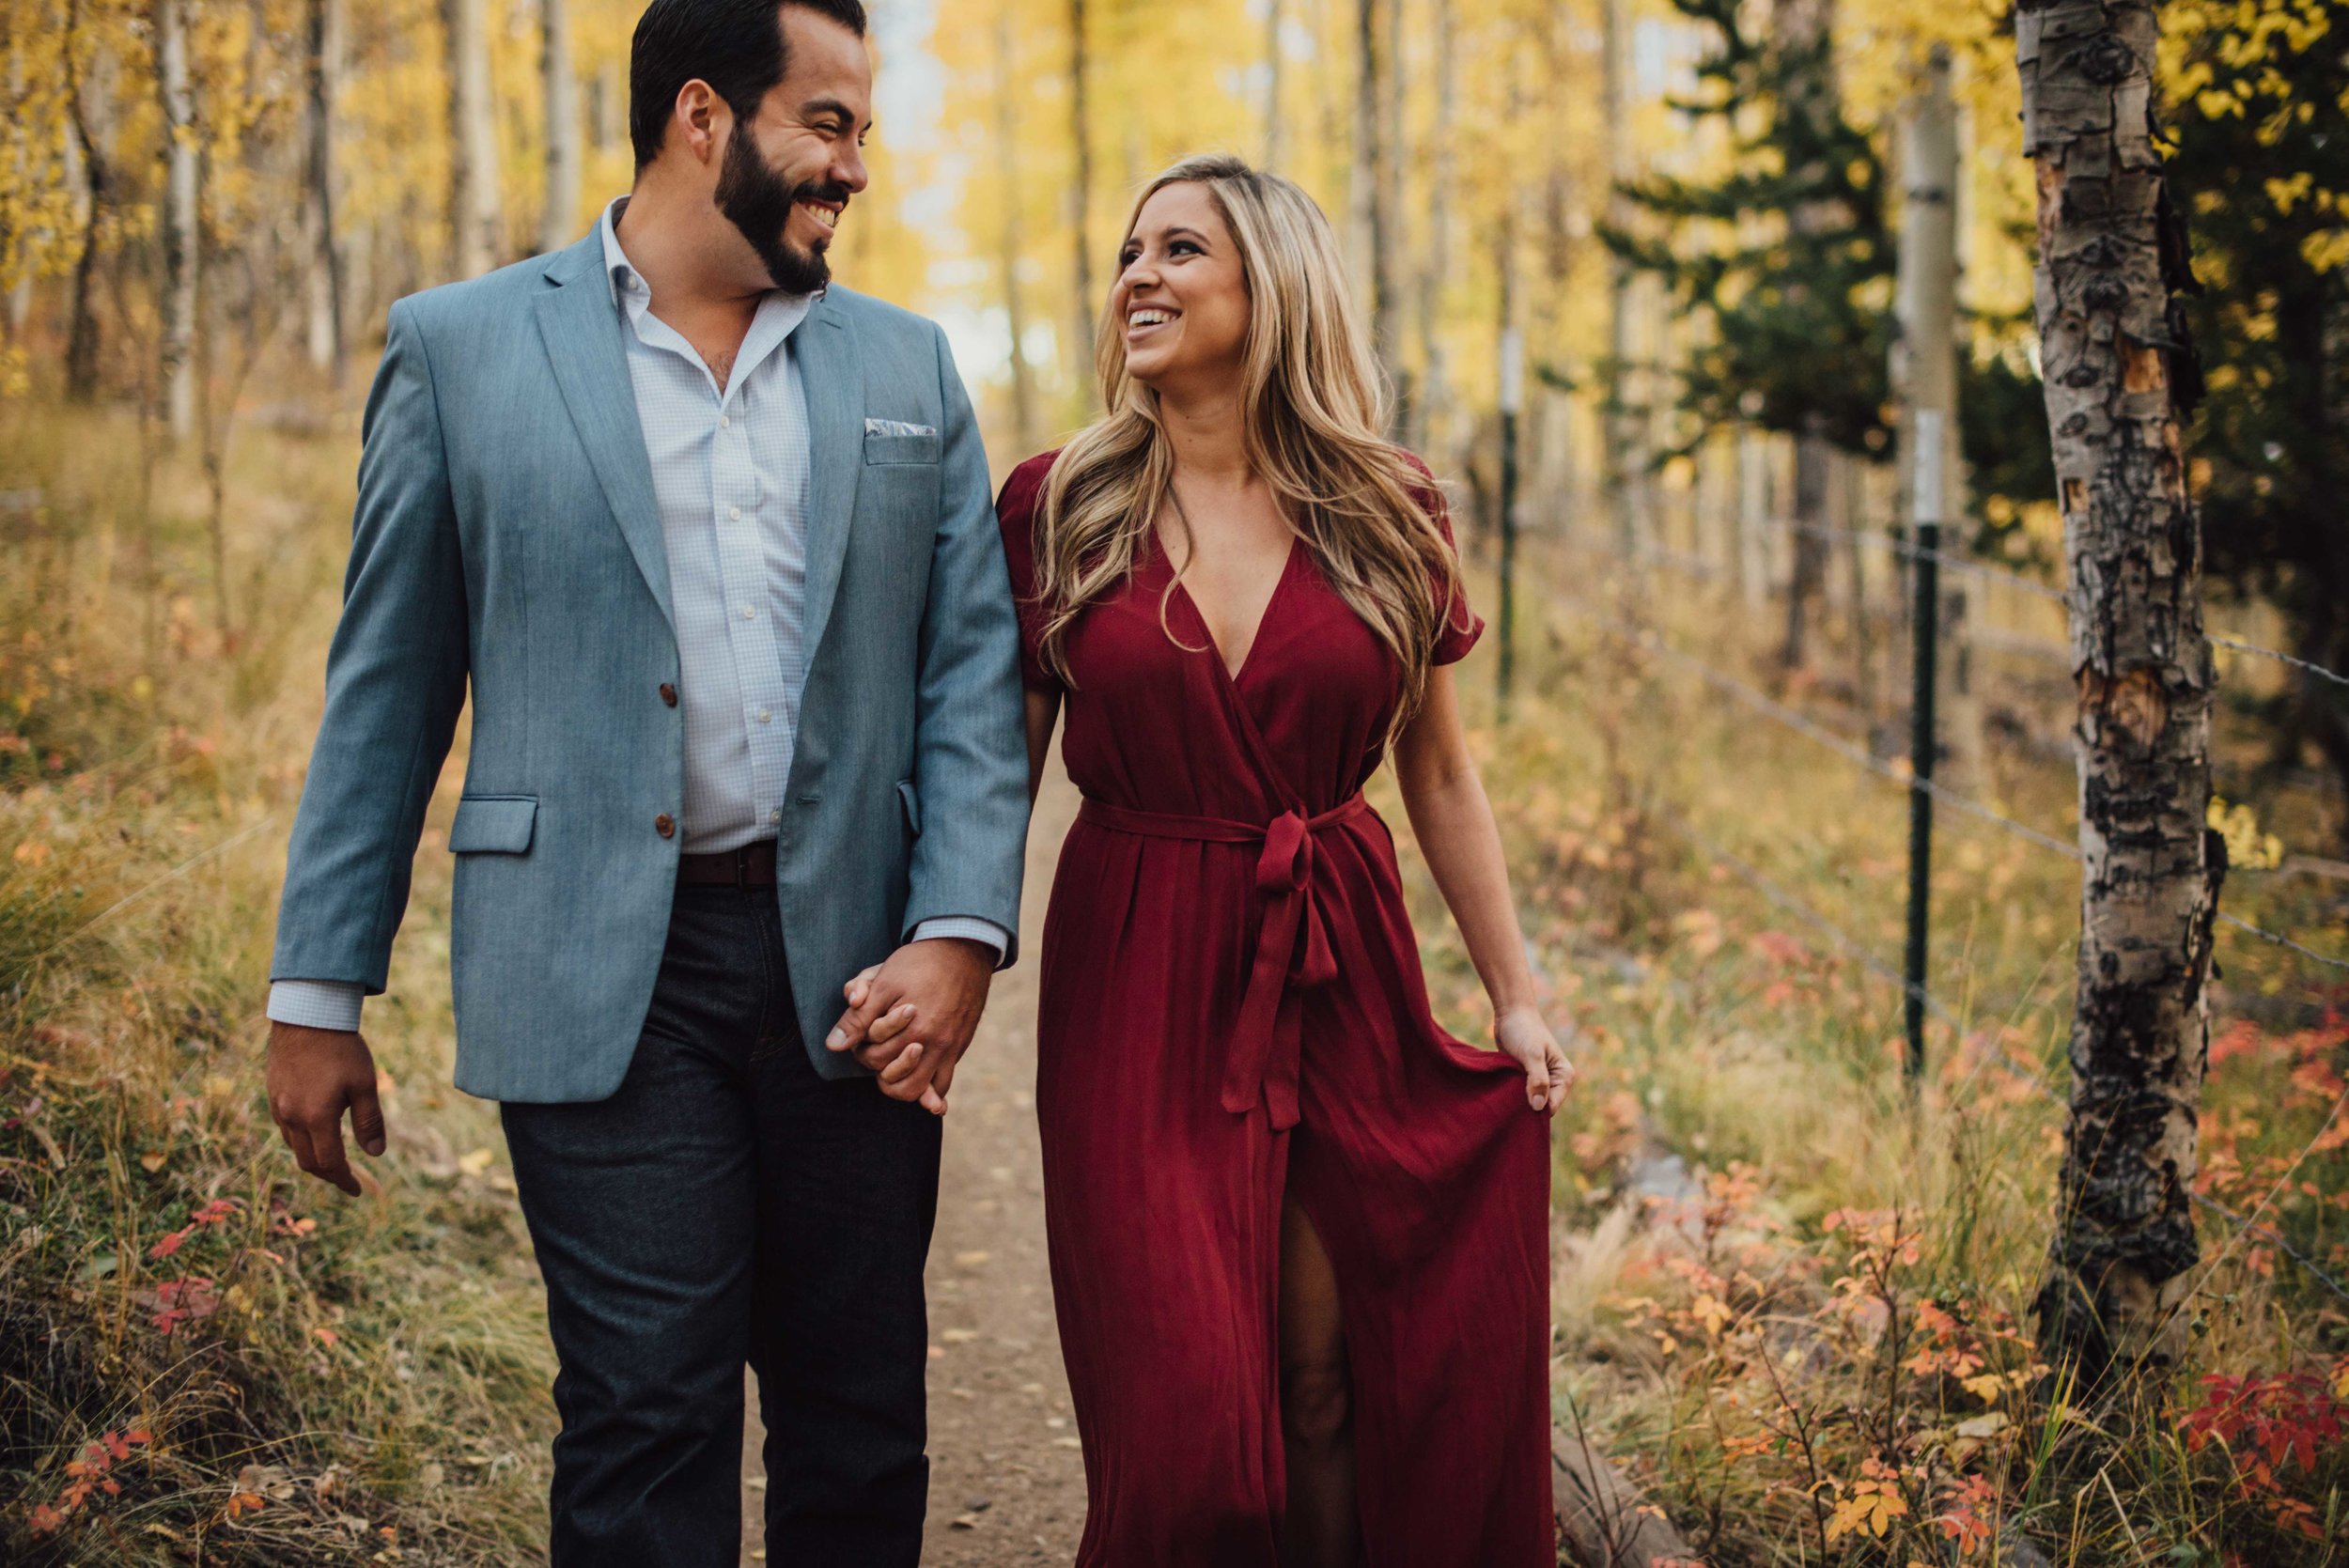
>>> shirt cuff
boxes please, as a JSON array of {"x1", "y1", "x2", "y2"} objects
[
  {"x1": 267, "y1": 980, "x2": 366, "y2": 1032},
  {"x1": 910, "y1": 917, "x2": 1011, "y2": 965}
]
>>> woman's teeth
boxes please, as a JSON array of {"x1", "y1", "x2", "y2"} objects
[{"x1": 1129, "y1": 309, "x2": 1174, "y2": 328}]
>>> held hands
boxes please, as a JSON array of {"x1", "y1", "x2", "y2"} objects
[
  {"x1": 266, "y1": 1022, "x2": 389, "y2": 1195},
  {"x1": 826, "y1": 938, "x2": 995, "y2": 1115},
  {"x1": 1496, "y1": 1004, "x2": 1574, "y2": 1114}
]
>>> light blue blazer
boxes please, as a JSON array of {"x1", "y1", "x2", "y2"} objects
[{"x1": 271, "y1": 230, "x2": 1029, "y2": 1103}]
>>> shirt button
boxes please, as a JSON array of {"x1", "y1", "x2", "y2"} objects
[
  {"x1": 770, "y1": 809, "x2": 783, "y2": 826},
  {"x1": 756, "y1": 707, "x2": 771, "y2": 723},
  {"x1": 729, "y1": 505, "x2": 743, "y2": 521},
  {"x1": 739, "y1": 605, "x2": 755, "y2": 620},
  {"x1": 720, "y1": 415, "x2": 732, "y2": 430},
  {"x1": 654, "y1": 814, "x2": 676, "y2": 840},
  {"x1": 659, "y1": 682, "x2": 678, "y2": 707}
]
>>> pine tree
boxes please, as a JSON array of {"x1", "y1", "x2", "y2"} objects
[{"x1": 2167, "y1": 0, "x2": 2349, "y2": 831}]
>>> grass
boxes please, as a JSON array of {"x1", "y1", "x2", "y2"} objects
[{"x1": 0, "y1": 393, "x2": 553, "y2": 1564}]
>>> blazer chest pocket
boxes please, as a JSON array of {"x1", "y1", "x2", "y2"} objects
[
  {"x1": 863, "y1": 430, "x2": 941, "y2": 466},
  {"x1": 448, "y1": 795, "x2": 538, "y2": 854}
]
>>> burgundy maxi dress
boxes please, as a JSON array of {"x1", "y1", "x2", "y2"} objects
[{"x1": 997, "y1": 452, "x2": 1554, "y2": 1567}]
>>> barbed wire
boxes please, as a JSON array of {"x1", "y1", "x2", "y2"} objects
[
  {"x1": 1572, "y1": 513, "x2": 2349, "y2": 689},
  {"x1": 2217, "y1": 912, "x2": 2349, "y2": 973},
  {"x1": 1549, "y1": 583, "x2": 2349, "y2": 972},
  {"x1": 2210, "y1": 633, "x2": 2349, "y2": 691}
]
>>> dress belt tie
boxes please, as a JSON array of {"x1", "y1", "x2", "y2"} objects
[{"x1": 1077, "y1": 792, "x2": 1370, "y2": 1131}]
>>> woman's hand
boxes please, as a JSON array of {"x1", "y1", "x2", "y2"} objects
[{"x1": 1495, "y1": 1004, "x2": 1573, "y2": 1114}]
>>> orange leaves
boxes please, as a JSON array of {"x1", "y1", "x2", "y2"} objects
[
  {"x1": 27, "y1": 1427, "x2": 152, "y2": 1536},
  {"x1": 137, "y1": 1276, "x2": 220, "y2": 1335},
  {"x1": 2178, "y1": 1359, "x2": 2349, "y2": 1540},
  {"x1": 1822, "y1": 1458, "x2": 1909, "y2": 1542},
  {"x1": 1933, "y1": 1473, "x2": 2000, "y2": 1554},
  {"x1": 145, "y1": 1195, "x2": 241, "y2": 1261}
]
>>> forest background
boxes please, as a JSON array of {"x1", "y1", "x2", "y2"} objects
[{"x1": 0, "y1": 0, "x2": 2345, "y2": 1563}]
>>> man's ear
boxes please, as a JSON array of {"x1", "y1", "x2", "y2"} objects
[{"x1": 673, "y1": 79, "x2": 725, "y2": 166}]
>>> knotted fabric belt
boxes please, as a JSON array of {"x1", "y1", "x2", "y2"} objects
[{"x1": 1076, "y1": 792, "x2": 1370, "y2": 1131}]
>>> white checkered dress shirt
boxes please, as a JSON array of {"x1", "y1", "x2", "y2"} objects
[{"x1": 268, "y1": 200, "x2": 1004, "y2": 1033}]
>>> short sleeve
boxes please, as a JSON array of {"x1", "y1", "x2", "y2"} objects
[
  {"x1": 1402, "y1": 452, "x2": 1483, "y2": 666},
  {"x1": 994, "y1": 452, "x2": 1065, "y2": 694}
]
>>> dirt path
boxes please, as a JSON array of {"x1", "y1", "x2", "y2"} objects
[{"x1": 741, "y1": 767, "x2": 1089, "y2": 1565}]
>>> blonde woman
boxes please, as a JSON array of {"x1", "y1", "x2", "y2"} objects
[{"x1": 1003, "y1": 156, "x2": 1561, "y2": 1563}]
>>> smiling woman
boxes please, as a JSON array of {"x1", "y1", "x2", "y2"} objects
[{"x1": 1001, "y1": 154, "x2": 1564, "y2": 1567}]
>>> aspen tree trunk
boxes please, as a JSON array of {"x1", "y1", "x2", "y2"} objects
[
  {"x1": 1262, "y1": 0, "x2": 1283, "y2": 168},
  {"x1": 1377, "y1": 0, "x2": 1406, "y2": 428},
  {"x1": 1068, "y1": 0, "x2": 1094, "y2": 394},
  {"x1": 444, "y1": 0, "x2": 502, "y2": 279},
  {"x1": 995, "y1": 9, "x2": 1038, "y2": 453},
  {"x1": 1772, "y1": 0, "x2": 1840, "y2": 669},
  {"x1": 1735, "y1": 425, "x2": 1769, "y2": 608},
  {"x1": 303, "y1": 0, "x2": 347, "y2": 382},
  {"x1": 1781, "y1": 418, "x2": 1830, "y2": 668},
  {"x1": 1351, "y1": 0, "x2": 1399, "y2": 410},
  {"x1": 589, "y1": 59, "x2": 622, "y2": 155},
  {"x1": 539, "y1": 0, "x2": 580, "y2": 255},
  {"x1": 1413, "y1": 0, "x2": 1455, "y2": 458},
  {"x1": 2017, "y1": 0, "x2": 2220, "y2": 1389},
  {"x1": 65, "y1": 31, "x2": 110, "y2": 403},
  {"x1": 154, "y1": 0, "x2": 199, "y2": 441},
  {"x1": 1601, "y1": 0, "x2": 1641, "y2": 555}
]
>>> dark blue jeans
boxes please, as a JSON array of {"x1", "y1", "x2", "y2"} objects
[{"x1": 501, "y1": 882, "x2": 941, "y2": 1567}]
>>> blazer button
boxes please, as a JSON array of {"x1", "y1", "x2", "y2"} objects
[
  {"x1": 659, "y1": 682, "x2": 677, "y2": 707},
  {"x1": 655, "y1": 814, "x2": 676, "y2": 839}
]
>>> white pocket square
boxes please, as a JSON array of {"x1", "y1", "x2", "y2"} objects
[{"x1": 864, "y1": 417, "x2": 937, "y2": 438}]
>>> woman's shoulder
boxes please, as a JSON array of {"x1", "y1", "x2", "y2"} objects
[
  {"x1": 1387, "y1": 447, "x2": 1457, "y2": 542},
  {"x1": 996, "y1": 449, "x2": 1066, "y2": 526}
]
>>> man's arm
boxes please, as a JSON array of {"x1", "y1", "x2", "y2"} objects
[
  {"x1": 267, "y1": 297, "x2": 471, "y2": 1190},
  {"x1": 826, "y1": 324, "x2": 1029, "y2": 1113},
  {"x1": 899, "y1": 322, "x2": 1029, "y2": 948}
]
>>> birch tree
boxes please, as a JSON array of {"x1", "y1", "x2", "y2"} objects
[
  {"x1": 2017, "y1": 0, "x2": 2221, "y2": 1389},
  {"x1": 154, "y1": 0, "x2": 199, "y2": 439},
  {"x1": 1067, "y1": 0, "x2": 1094, "y2": 399},
  {"x1": 540, "y1": 0, "x2": 581, "y2": 255},
  {"x1": 303, "y1": 0, "x2": 346, "y2": 380},
  {"x1": 443, "y1": 0, "x2": 501, "y2": 278}
]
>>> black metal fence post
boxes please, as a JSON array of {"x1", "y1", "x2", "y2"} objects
[
  {"x1": 1497, "y1": 327, "x2": 1522, "y2": 708},
  {"x1": 1904, "y1": 412, "x2": 1943, "y2": 1085}
]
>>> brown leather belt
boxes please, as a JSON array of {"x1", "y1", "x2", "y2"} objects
[{"x1": 677, "y1": 839, "x2": 779, "y2": 889}]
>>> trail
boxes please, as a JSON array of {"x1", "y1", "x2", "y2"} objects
[{"x1": 741, "y1": 764, "x2": 1089, "y2": 1565}]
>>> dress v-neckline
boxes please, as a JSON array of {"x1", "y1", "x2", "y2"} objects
[{"x1": 1160, "y1": 531, "x2": 1299, "y2": 687}]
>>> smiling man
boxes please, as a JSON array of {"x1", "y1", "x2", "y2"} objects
[{"x1": 259, "y1": 2, "x2": 1029, "y2": 1561}]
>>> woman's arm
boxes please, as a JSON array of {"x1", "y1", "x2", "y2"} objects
[
  {"x1": 1024, "y1": 688, "x2": 1062, "y2": 802},
  {"x1": 1392, "y1": 665, "x2": 1571, "y2": 1110}
]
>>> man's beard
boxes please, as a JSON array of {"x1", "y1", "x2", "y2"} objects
[{"x1": 715, "y1": 124, "x2": 846, "y2": 295}]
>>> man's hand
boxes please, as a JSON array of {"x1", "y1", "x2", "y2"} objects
[
  {"x1": 825, "y1": 939, "x2": 994, "y2": 1115},
  {"x1": 266, "y1": 1022, "x2": 388, "y2": 1195}
]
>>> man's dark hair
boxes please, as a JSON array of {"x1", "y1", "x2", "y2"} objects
[{"x1": 629, "y1": 0, "x2": 867, "y2": 171}]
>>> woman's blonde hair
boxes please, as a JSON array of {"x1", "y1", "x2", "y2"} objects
[{"x1": 1031, "y1": 152, "x2": 1462, "y2": 742}]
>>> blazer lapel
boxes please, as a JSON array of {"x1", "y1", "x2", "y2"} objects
[
  {"x1": 795, "y1": 295, "x2": 863, "y2": 668},
  {"x1": 533, "y1": 233, "x2": 674, "y2": 631}
]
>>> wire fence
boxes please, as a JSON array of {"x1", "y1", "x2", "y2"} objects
[{"x1": 1517, "y1": 509, "x2": 2349, "y2": 1305}]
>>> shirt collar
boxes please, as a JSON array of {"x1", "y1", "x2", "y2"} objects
[{"x1": 599, "y1": 195, "x2": 825, "y2": 323}]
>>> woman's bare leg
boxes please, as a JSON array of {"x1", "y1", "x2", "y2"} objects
[{"x1": 1278, "y1": 1195, "x2": 1361, "y2": 1567}]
